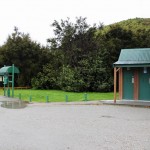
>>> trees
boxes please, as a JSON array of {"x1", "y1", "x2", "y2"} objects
[
  {"x1": 45, "y1": 17, "x2": 112, "y2": 91},
  {"x1": 0, "y1": 27, "x2": 50, "y2": 86},
  {"x1": 47, "y1": 17, "x2": 99, "y2": 67},
  {"x1": 31, "y1": 50, "x2": 63, "y2": 89},
  {"x1": 34, "y1": 17, "x2": 150, "y2": 92},
  {"x1": 0, "y1": 18, "x2": 150, "y2": 91}
]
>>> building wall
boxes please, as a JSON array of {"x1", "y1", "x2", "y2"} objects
[
  {"x1": 139, "y1": 68, "x2": 150, "y2": 100},
  {"x1": 119, "y1": 67, "x2": 150, "y2": 100}
]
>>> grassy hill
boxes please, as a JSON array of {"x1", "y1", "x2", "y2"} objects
[
  {"x1": 97, "y1": 18, "x2": 150, "y2": 35},
  {"x1": 113, "y1": 18, "x2": 150, "y2": 31}
]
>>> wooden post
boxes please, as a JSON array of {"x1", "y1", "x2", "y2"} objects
[
  {"x1": 12, "y1": 64, "x2": 15, "y2": 97},
  {"x1": 119, "y1": 68, "x2": 123, "y2": 100},
  {"x1": 114, "y1": 67, "x2": 117, "y2": 103}
]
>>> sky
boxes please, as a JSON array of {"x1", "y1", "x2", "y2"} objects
[{"x1": 0, "y1": 0, "x2": 150, "y2": 46}]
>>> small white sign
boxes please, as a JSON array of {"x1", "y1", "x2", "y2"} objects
[
  {"x1": 132, "y1": 77, "x2": 134, "y2": 83},
  {"x1": 0, "y1": 76, "x2": 3, "y2": 82}
]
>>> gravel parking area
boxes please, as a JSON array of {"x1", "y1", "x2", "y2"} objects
[{"x1": 0, "y1": 103, "x2": 150, "y2": 150}]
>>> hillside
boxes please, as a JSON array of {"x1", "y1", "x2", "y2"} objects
[
  {"x1": 113, "y1": 18, "x2": 150, "y2": 31},
  {"x1": 97, "y1": 18, "x2": 150, "y2": 35}
]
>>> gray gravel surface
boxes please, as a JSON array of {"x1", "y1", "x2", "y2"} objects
[{"x1": 0, "y1": 103, "x2": 150, "y2": 150}]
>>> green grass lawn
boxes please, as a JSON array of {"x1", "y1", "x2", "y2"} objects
[{"x1": 0, "y1": 89, "x2": 115, "y2": 102}]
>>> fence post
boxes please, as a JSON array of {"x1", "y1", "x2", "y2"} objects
[
  {"x1": 29, "y1": 95, "x2": 32, "y2": 102},
  {"x1": 65, "y1": 95, "x2": 68, "y2": 102},
  {"x1": 19, "y1": 93, "x2": 21, "y2": 100},
  {"x1": 84, "y1": 93, "x2": 88, "y2": 101},
  {"x1": 46, "y1": 96, "x2": 49, "y2": 103}
]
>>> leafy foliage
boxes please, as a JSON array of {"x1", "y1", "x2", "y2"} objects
[
  {"x1": 0, "y1": 27, "x2": 50, "y2": 86},
  {"x1": 0, "y1": 18, "x2": 150, "y2": 92}
]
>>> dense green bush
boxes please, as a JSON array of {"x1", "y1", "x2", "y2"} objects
[{"x1": 0, "y1": 18, "x2": 150, "y2": 92}]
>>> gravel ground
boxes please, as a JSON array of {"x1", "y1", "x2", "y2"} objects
[{"x1": 0, "y1": 103, "x2": 150, "y2": 150}]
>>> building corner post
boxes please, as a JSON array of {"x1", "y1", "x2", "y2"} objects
[
  {"x1": 12, "y1": 64, "x2": 14, "y2": 97},
  {"x1": 114, "y1": 67, "x2": 117, "y2": 103}
]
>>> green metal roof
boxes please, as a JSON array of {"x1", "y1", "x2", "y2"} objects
[
  {"x1": 0, "y1": 66, "x2": 19, "y2": 76},
  {"x1": 114, "y1": 48, "x2": 150, "y2": 67}
]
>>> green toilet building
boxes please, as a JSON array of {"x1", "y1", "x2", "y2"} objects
[{"x1": 113, "y1": 48, "x2": 150, "y2": 102}]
